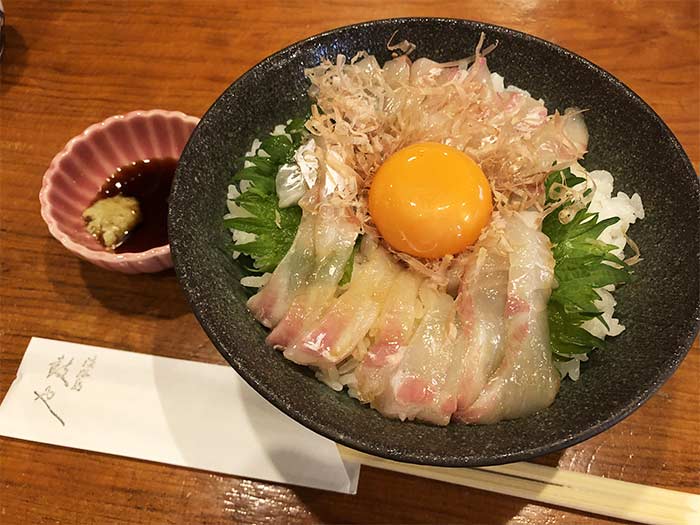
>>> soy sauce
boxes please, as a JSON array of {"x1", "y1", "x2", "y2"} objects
[{"x1": 97, "y1": 158, "x2": 177, "y2": 253}]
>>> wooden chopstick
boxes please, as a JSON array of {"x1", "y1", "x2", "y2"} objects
[
  {"x1": 477, "y1": 461, "x2": 700, "y2": 512},
  {"x1": 337, "y1": 445, "x2": 700, "y2": 525}
]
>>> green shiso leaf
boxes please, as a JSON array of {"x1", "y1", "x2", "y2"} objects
[
  {"x1": 543, "y1": 168, "x2": 634, "y2": 359},
  {"x1": 225, "y1": 119, "x2": 356, "y2": 279}
]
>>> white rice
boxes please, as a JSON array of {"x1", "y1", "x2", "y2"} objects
[
  {"x1": 555, "y1": 166, "x2": 645, "y2": 379},
  {"x1": 224, "y1": 184, "x2": 255, "y2": 260},
  {"x1": 226, "y1": 136, "x2": 275, "y2": 268},
  {"x1": 270, "y1": 123, "x2": 292, "y2": 139},
  {"x1": 239, "y1": 273, "x2": 272, "y2": 288}
]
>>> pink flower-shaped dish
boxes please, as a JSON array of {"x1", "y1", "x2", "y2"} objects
[{"x1": 40, "y1": 109, "x2": 200, "y2": 273}]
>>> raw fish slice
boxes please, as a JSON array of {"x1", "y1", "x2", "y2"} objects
[
  {"x1": 374, "y1": 284, "x2": 463, "y2": 426},
  {"x1": 266, "y1": 202, "x2": 359, "y2": 348},
  {"x1": 248, "y1": 143, "x2": 360, "y2": 332},
  {"x1": 283, "y1": 240, "x2": 400, "y2": 367},
  {"x1": 453, "y1": 217, "x2": 510, "y2": 418},
  {"x1": 382, "y1": 55, "x2": 410, "y2": 89},
  {"x1": 409, "y1": 58, "x2": 457, "y2": 86},
  {"x1": 246, "y1": 192, "x2": 317, "y2": 328},
  {"x1": 460, "y1": 212, "x2": 559, "y2": 424},
  {"x1": 354, "y1": 270, "x2": 424, "y2": 403}
]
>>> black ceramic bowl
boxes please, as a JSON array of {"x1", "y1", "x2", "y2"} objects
[{"x1": 169, "y1": 18, "x2": 700, "y2": 466}]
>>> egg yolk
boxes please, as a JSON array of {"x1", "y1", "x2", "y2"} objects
[{"x1": 368, "y1": 142, "x2": 493, "y2": 259}]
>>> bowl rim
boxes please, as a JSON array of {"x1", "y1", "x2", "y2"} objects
[
  {"x1": 171, "y1": 17, "x2": 700, "y2": 466},
  {"x1": 39, "y1": 108, "x2": 200, "y2": 263}
]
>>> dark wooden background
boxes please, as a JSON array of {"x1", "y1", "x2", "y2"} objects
[{"x1": 1, "y1": 1, "x2": 698, "y2": 523}]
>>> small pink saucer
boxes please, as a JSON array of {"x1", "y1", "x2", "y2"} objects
[{"x1": 39, "y1": 110, "x2": 200, "y2": 274}]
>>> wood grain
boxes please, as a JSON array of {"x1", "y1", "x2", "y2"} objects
[{"x1": 1, "y1": 1, "x2": 698, "y2": 524}]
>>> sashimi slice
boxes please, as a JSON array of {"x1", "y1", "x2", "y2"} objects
[
  {"x1": 354, "y1": 270, "x2": 424, "y2": 404},
  {"x1": 374, "y1": 284, "x2": 463, "y2": 425},
  {"x1": 453, "y1": 216, "x2": 510, "y2": 418},
  {"x1": 283, "y1": 240, "x2": 400, "y2": 367},
  {"x1": 246, "y1": 192, "x2": 317, "y2": 328},
  {"x1": 459, "y1": 212, "x2": 560, "y2": 424},
  {"x1": 266, "y1": 202, "x2": 359, "y2": 348}
]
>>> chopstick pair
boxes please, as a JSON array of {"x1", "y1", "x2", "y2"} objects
[{"x1": 337, "y1": 445, "x2": 700, "y2": 525}]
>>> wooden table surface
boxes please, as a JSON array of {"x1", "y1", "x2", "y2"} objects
[{"x1": 1, "y1": 1, "x2": 698, "y2": 523}]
